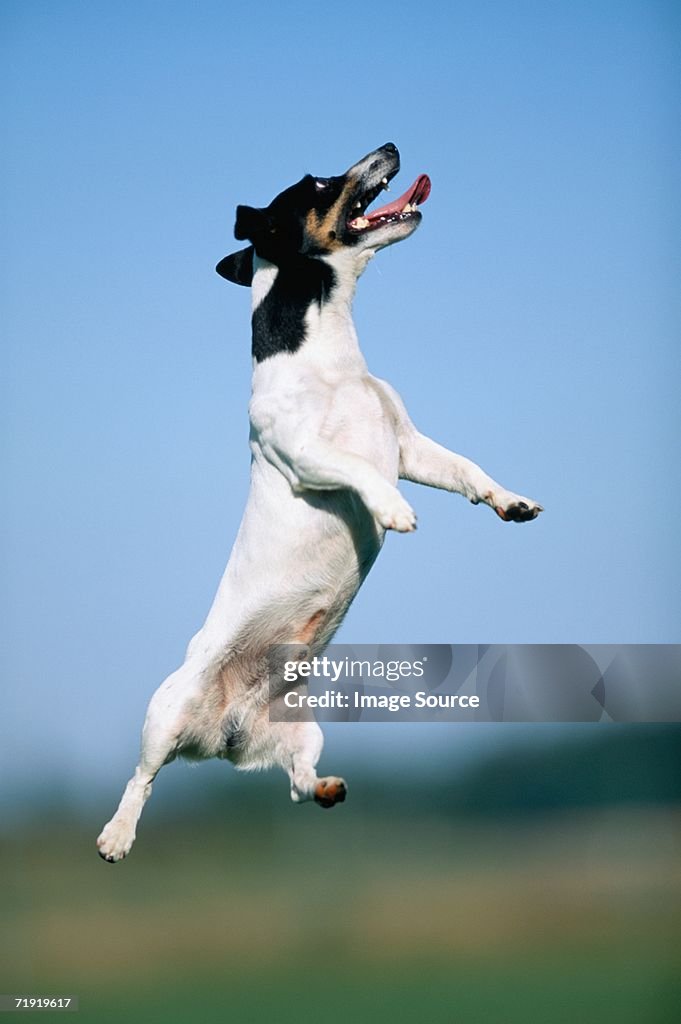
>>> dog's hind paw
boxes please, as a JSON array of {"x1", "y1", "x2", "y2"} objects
[
  {"x1": 96, "y1": 819, "x2": 136, "y2": 863},
  {"x1": 314, "y1": 777, "x2": 347, "y2": 808}
]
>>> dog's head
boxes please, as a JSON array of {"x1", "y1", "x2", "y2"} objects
[{"x1": 217, "y1": 143, "x2": 430, "y2": 286}]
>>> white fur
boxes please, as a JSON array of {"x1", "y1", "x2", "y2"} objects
[
  {"x1": 251, "y1": 255, "x2": 278, "y2": 309},
  {"x1": 97, "y1": 207, "x2": 542, "y2": 862}
]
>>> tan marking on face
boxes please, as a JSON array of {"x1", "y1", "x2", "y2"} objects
[{"x1": 304, "y1": 178, "x2": 358, "y2": 250}]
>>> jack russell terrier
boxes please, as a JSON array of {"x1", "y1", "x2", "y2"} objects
[{"x1": 97, "y1": 143, "x2": 543, "y2": 861}]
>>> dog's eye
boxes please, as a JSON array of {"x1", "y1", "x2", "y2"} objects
[{"x1": 314, "y1": 178, "x2": 330, "y2": 191}]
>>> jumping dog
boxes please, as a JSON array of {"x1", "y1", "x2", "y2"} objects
[{"x1": 97, "y1": 143, "x2": 542, "y2": 861}]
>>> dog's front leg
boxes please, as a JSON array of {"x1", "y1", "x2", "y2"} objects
[
  {"x1": 372, "y1": 378, "x2": 542, "y2": 522},
  {"x1": 263, "y1": 433, "x2": 417, "y2": 533},
  {"x1": 400, "y1": 432, "x2": 543, "y2": 523}
]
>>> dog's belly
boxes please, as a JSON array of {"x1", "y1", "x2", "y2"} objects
[{"x1": 196, "y1": 459, "x2": 385, "y2": 658}]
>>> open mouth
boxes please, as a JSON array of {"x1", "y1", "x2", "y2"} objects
[{"x1": 347, "y1": 172, "x2": 431, "y2": 233}]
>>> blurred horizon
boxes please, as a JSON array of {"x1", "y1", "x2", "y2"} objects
[{"x1": 3, "y1": 721, "x2": 679, "y2": 826}]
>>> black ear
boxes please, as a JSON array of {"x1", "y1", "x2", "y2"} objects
[
  {"x1": 215, "y1": 245, "x2": 254, "y2": 286},
  {"x1": 234, "y1": 204, "x2": 271, "y2": 242}
]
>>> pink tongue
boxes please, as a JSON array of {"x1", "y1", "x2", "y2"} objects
[{"x1": 366, "y1": 173, "x2": 431, "y2": 221}]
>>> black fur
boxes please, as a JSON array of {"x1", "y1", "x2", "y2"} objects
[
  {"x1": 217, "y1": 167, "x2": 361, "y2": 360},
  {"x1": 216, "y1": 246, "x2": 254, "y2": 286},
  {"x1": 252, "y1": 258, "x2": 336, "y2": 362}
]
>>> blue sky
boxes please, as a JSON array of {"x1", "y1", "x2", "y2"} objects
[{"x1": 2, "y1": 1, "x2": 679, "y2": 798}]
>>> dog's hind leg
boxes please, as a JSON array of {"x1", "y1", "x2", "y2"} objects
[
  {"x1": 96, "y1": 666, "x2": 199, "y2": 862},
  {"x1": 264, "y1": 717, "x2": 347, "y2": 809}
]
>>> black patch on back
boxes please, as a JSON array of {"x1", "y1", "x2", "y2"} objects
[{"x1": 252, "y1": 258, "x2": 336, "y2": 362}]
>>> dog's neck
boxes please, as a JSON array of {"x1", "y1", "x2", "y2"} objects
[{"x1": 250, "y1": 252, "x2": 372, "y2": 369}]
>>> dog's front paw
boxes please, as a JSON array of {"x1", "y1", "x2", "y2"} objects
[
  {"x1": 373, "y1": 492, "x2": 417, "y2": 533},
  {"x1": 314, "y1": 776, "x2": 347, "y2": 808},
  {"x1": 97, "y1": 818, "x2": 136, "y2": 863},
  {"x1": 491, "y1": 491, "x2": 544, "y2": 523}
]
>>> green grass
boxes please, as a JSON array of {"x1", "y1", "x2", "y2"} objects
[
  {"x1": 3, "y1": 786, "x2": 680, "y2": 1023},
  {"x1": 72, "y1": 957, "x2": 680, "y2": 1024}
]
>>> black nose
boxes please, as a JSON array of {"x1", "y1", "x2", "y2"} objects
[{"x1": 381, "y1": 142, "x2": 398, "y2": 154}]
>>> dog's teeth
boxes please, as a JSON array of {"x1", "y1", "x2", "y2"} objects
[
  {"x1": 350, "y1": 217, "x2": 370, "y2": 229},
  {"x1": 382, "y1": 177, "x2": 390, "y2": 190},
  {"x1": 354, "y1": 201, "x2": 362, "y2": 209}
]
